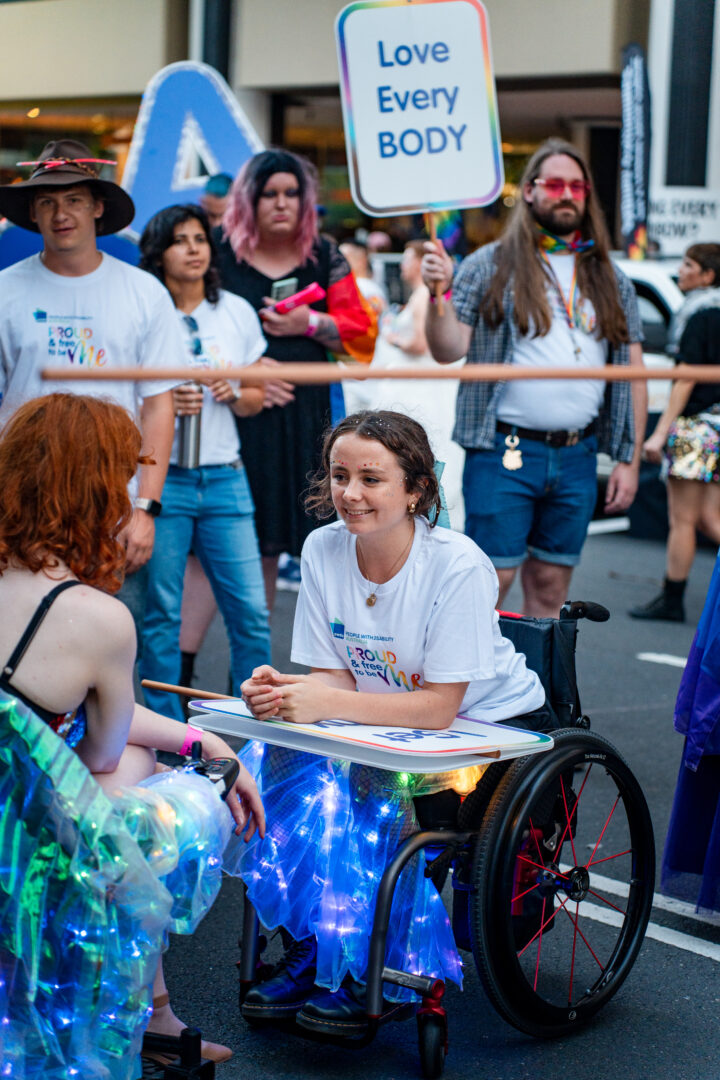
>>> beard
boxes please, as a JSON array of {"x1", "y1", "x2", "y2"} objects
[{"x1": 533, "y1": 202, "x2": 584, "y2": 236}]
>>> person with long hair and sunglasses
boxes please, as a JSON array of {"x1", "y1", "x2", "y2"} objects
[
  {"x1": 0, "y1": 392, "x2": 265, "y2": 1065},
  {"x1": 237, "y1": 410, "x2": 551, "y2": 1036},
  {"x1": 421, "y1": 137, "x2": 646, "y2": 617},
  {"x1": 217, "y1": 149, "x2": 377, "y2": 609},
  {"x1": 138, "y1": 205, "x2": 272, "y2": 722}
]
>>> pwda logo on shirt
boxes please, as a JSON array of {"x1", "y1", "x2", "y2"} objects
[
  {"x1": 330, "y1": 619, "x2": 345, "y2": 640},
  {"x1": 33, "y1": 309, "x2": 47, "y2": 323}
]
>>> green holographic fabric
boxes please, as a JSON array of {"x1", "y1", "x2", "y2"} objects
[{"x1": 0, "y1": 694, "x2": 232, "y2": 1078}]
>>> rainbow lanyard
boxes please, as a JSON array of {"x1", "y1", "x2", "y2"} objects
[{"x1": 539, "y1": 249, "x2": 580, "y2": 330}]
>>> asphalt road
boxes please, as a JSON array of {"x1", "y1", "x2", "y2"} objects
[{"x1": 159, "y1": 530, "x2": 720, "y2": 1080}]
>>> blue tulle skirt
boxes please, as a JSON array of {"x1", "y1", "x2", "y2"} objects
[
  {"x1": 227, "y1": 742, "x2": 463, "y2": 999},
  {"x1": 661, "y1": 552, "x2": 720, "y2": 914},
  {"x1": 662, "y1": 744, "x2": 720, "y2": 914}
]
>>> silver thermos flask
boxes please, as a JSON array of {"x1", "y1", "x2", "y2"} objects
[{"x1": 177, "y1": 382, "x2": 202, "y2": 469}]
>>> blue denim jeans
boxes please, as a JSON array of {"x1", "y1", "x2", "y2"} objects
[
  {"x1": 140, "y1": 463, "x2": 271, "y2": 722},
  {"x1": 463, "y1": 432, "x2": 598, "y2": 568}
]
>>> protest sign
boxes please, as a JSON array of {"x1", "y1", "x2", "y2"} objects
[
  {"x1": 649, "y1": 186, "x2": 720, "y2": 257},
  {"x1": 335, "y1": 0, "x2": 503, "y2": 216}
]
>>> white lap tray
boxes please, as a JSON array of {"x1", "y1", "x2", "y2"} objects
[{"x1": 189, "y1": 698, "x2": 554, "y2": 773}]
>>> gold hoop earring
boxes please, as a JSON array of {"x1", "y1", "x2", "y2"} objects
[{"x1": 408, "y1": 502, "x2": 417, "y2": 514}]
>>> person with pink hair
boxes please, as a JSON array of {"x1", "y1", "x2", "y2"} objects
[{"x1": 216, "y1": 150, "x2": 377, "y2": 607}]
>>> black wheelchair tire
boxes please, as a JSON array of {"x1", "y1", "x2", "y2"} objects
[
  {"x1": 469, "y1": 729, "x2": 655, "y2": 1038},
  {"x1": 417, "y1": 1013, "x2": 446, "y2": 1079}
]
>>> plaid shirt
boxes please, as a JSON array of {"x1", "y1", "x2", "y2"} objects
[{"x1": 451, "y1": 243, "x2": 643, "y2": 462}]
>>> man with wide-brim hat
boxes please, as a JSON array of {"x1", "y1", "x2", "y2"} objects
[
  {"x1": 0, "y1": 138, "x2": 184, "y2": 599},
  {"x1": 0, "y1": 137, "x2": 136, "y2": 235}
]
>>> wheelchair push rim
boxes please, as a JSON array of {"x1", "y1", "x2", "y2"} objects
[{"x1": 469, "y1": 729, "x2": 655, "y2": 1038}]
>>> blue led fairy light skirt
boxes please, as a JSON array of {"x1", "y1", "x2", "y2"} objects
[{"x1": 227, "y1": 742, "x2": 463, "y2": 999}]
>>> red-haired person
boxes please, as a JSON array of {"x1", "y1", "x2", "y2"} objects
[
  {"x1": 216, "y1": 149, "x2": 377, "y2": 607},
  {"x1": 0, "y1": 393, "x2": 264, "y2": 1064}
]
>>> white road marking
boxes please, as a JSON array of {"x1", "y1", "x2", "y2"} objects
[
  {"x1": 636, "y1": 652, "x2": 687, "y2": 669},
  {"x1": 579, "y1": 902, "x2": 720, "y2": 963},
  {"x1": 563, "y1": 866, "x2": 720, "y2": 928},
  {"x1": 587, "y1": 517, "x2": 630, "y2": 536},
  {"x1": 557, "y1": 864, "x2": 720, "y2": 959}
]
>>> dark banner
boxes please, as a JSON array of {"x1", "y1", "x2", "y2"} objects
[{"x1": 620, "y1": 43, "x2": 652, "y2": 258}]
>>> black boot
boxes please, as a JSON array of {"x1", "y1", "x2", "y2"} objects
[
  {"x1": 629, "y1": 578, "x2": 686, "y2": 622},
  {"x1": 241, "y1": 936, "x2": 318, "y2": 1021}
]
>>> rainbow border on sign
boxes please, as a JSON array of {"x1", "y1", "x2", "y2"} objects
[{"x1": 335, "y1": 0, "x2": 503, "y2": 216}]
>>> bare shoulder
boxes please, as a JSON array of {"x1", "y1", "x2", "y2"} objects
[{"x1": 60, "y1": 584, "x2": 136, "y2": 655}]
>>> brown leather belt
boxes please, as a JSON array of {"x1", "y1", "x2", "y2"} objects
[{"x1": 496, "y1": 419, "x2": 598, "y2": 448}]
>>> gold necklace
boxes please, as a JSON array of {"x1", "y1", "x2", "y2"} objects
[{"x1": 356, "y1": 526, "x2": 415, "y2": 607}]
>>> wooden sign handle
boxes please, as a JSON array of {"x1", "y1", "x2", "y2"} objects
[{"x1": 428, "y1": 213, "x2": 445, "y2": 316}]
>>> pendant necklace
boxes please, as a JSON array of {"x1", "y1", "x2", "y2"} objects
[{"x1": 356, "y1": 526, "x2": 415, "y2": 607}]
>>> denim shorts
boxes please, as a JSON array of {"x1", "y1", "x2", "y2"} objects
[{"x1": 463, "y1": 431, "x2": 598, "y2": 568}]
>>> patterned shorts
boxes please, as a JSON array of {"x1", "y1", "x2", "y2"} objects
[{"x1": 666, "y1": 412, "x2": 720, "y2": 483}]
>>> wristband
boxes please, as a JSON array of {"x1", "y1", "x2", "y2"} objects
[
  {"x1": 429, "y1": 289, "x2": 452, "y2": 305},
  {"x1": 180, "y1": 724, "x2": 204, "y2": 756},
  {"x1": 304, "y1": 311, "x2": 321, "y2": 337}
]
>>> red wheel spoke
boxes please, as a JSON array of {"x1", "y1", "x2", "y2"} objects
[
  {"x1": 517, "y1": 895, "x2": 570, "y2": 959},
  {"x1": 533, "y1": 897, "x2": 547, "y2": 991},
  {"x1": 587, "y1": 888, "x2": 627, "y2": 916},
  {"x1": 586, "y1": 849, "x2": 631, "y2": 867},
  {"x1": 587, "y1": 795, "x2": 621, "y2": 867},
  {"x1": 517, "y1": 854, "x2": 569, "y2": 879},
  {"x1": 560, "y1": 775, "x2": 578, "y2": 865},
  {"x1": 568, "y1": 901, "x2": 579, "y2": 1005},
  {"x1": 528, "y1": 818, "x2": 545, "y2": 863},
  {"x1": 559, "y1": 904, "x2": 605, "y2": 970},
  {"x1": 511, "y1": 880, "x2": 543, "y2": 905},
  {"x1": 556, "y1": 765, "x2": 592, "y2": 853}
]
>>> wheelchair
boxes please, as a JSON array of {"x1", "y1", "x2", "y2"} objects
[{"x1": 236, "y1": 602, "x2": 656, "y2": 1079}]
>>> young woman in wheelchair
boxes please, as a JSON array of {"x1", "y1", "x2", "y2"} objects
[
  {"x1": 0, "y1": 392, "x2": 265, "y2": 1064},
  {"x1": 239, "y1": 409, "x2": 558, "y2": 1035}
]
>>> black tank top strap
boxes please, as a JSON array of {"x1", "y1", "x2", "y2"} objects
[{"x1": 2, "y1": 581, "x2": 83, "y2": 681}]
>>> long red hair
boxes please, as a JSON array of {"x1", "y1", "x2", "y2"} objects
[{"x1": 0, "y1": 394, "x2": 144, "y2": 593}]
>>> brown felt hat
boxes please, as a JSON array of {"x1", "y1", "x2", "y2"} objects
[{"x1": 0, "y1": 138, "x2": 135, "y2": 234}]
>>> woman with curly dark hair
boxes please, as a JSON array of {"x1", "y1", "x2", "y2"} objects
[
  {"x1": 138, "y1": 205, "x2": 271, "y2": 721},
  {"x1": 0, "y1": 392, "x2": 264, "y2": 1064},
  {"x1": 238, "y1": 411, "x2": 552, "y2": 1037}
]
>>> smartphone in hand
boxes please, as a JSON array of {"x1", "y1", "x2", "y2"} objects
[{"x1": 270, "y1": 277, "x2": 299, "y2": 302}]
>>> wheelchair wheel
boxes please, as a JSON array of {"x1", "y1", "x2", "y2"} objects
[
  {"x1": 417, "y1": 1013, "x2": 446, "y2": 1079},
  {"x1": 469, "y1": 729, "x2": 654, "y2": 1038}
]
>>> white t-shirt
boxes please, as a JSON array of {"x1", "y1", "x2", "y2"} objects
[
  {"x1": 497, "y1": 252, "x2": 606, "y2": 430},
  {"x1": 0, "y1": 252, "x2": 183, "y2": 423},
  {"x1": 172, "y1": 292, "x2": 266, "y2": 466},
  {"x1": 292, "y1": 518, "x2": 544, "y2": 722}
]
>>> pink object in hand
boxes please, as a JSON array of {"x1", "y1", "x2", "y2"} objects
[{"x1": 273, "y1": 282, "x2": 326, "y2": 313}]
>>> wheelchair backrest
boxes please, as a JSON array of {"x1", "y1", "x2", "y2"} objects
[{"x1": 498, "y1": 613, "x2": 580, "y2": 726}]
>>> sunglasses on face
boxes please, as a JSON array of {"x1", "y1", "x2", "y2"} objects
[
  {"x1": 533, "y1": 178, "x2": 591, "y2": 198},
  {"x1": 182, "y1": 314, "x2": 204, "y2": 357}
]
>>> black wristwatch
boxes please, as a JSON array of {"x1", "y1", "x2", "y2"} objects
[{"x1": 134, "y1": 497, "x2": 162, "y2": 517}]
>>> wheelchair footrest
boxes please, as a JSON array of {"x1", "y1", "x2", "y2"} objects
[{"x1": 381, "y1": 966, "x2": 444, "y2": 996}]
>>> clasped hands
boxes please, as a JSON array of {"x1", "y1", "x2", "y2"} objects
[
  {"x1": 173, "y1": 379, "x2": 238, "y2": 415},
  {"x1": 241, "y1": 665, "x2": 330, "y2": 726}
]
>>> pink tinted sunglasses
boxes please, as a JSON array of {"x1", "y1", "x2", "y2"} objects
[{"x1": 533, "y1": 178, "x2": 591, "y2": 198}]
